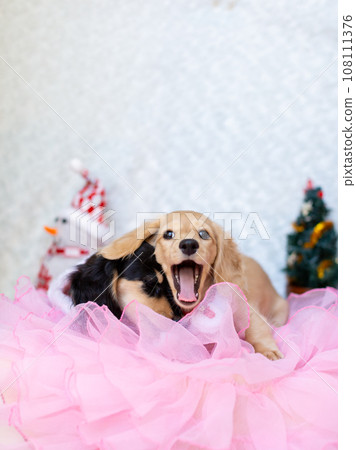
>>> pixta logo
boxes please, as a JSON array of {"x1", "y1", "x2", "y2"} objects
[{"x1": 69, "y1": 202, "x2": 116, "y2": 250}]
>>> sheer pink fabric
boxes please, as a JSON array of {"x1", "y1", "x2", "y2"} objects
[{"x1": 0, "y1": 277, "x2": 337, "y2": 449}]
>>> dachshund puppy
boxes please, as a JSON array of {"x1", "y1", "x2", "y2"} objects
[
  {"x1": 100, "y1": 211, "x2": 289, "y2": 360},
  {"x1": 69, "y1": 241, "x2": 182, "y2": 320}
]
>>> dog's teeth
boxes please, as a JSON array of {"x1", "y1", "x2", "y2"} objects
[
  {"x1": 195, "y1": 292, "x2": 199, "y2": 299},
  {"x1": 195, "y1": 274, "x2": 198, "y2": 282}
]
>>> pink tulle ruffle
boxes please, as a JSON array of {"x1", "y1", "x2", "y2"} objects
[{"x1": 0, "y1": 277, "x2": 337, "y2": 449}]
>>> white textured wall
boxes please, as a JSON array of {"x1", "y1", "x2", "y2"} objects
[{"x1": 0, "y1": 0, "x2": 337, "y2": 298}]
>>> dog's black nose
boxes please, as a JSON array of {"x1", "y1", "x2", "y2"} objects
[{"x1": 179, "y1": 239, "x2": 199, "y2": 256}]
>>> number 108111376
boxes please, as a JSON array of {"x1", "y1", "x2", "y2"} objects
[{"x1": 342, "y1": 15, "x2": 353, "y2": 82}]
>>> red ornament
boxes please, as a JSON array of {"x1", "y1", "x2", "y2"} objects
[{"x1": 318, "y1": 190, "x2": 323, "y2": 198}]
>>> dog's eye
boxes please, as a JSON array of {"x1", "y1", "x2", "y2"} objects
[
  {"x1": 199, "y1": 230, "x2": 210, "y2": 240},
  {"x1": 163, "y1": 230, "x2": 175, "y2": 240}
]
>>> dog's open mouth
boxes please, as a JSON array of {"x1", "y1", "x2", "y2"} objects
[{"x1": 171, "y1": 261, "x2": 202, "y2": 306}]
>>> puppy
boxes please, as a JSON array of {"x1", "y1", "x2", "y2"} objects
[
  {"x1": 69, "y1": 241, "x2": 182, "y2": 320},
  {"x1": 99, "y1": 211, "x2": 288, "y2": 360}
]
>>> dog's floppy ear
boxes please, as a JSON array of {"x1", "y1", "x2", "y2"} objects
[
  {"x1": 99, "y1": 218, "x2": 161, "y2": 260},
  {"x1": 211, "y1": 222, "x2": 244, "y2": 286}
]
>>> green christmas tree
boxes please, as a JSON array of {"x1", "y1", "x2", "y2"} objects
[{"x1": 285, "y1": 180, "x2": 338, "y2": 289}]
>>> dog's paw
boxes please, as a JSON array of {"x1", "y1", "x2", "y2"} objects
[
  {"x1": 262, "y1": 349, "x2": 284, "y2": 361},
  {"x1": 254, "y1": 345, "x2": 284, "y2": 361}
]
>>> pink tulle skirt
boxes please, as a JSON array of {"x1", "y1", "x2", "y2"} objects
[{"x1": 0, "y1": 278, "x2": 337, "y2": 449}]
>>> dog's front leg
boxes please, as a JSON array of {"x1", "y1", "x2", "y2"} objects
[{"x1": 244, "y1": 310, "x2": 284, "y2": 361}]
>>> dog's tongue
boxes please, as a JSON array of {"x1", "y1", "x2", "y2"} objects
[{"x1": 178, "y1": 266, "x2": 196, "y2": 302}]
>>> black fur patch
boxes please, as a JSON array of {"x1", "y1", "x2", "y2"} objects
[
  {"x1": 69, "y1": 242, "x2": 182, "y2": 320},
  {"x1": 69, "y1": 253, "x2": 122, "y2": 317}
]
